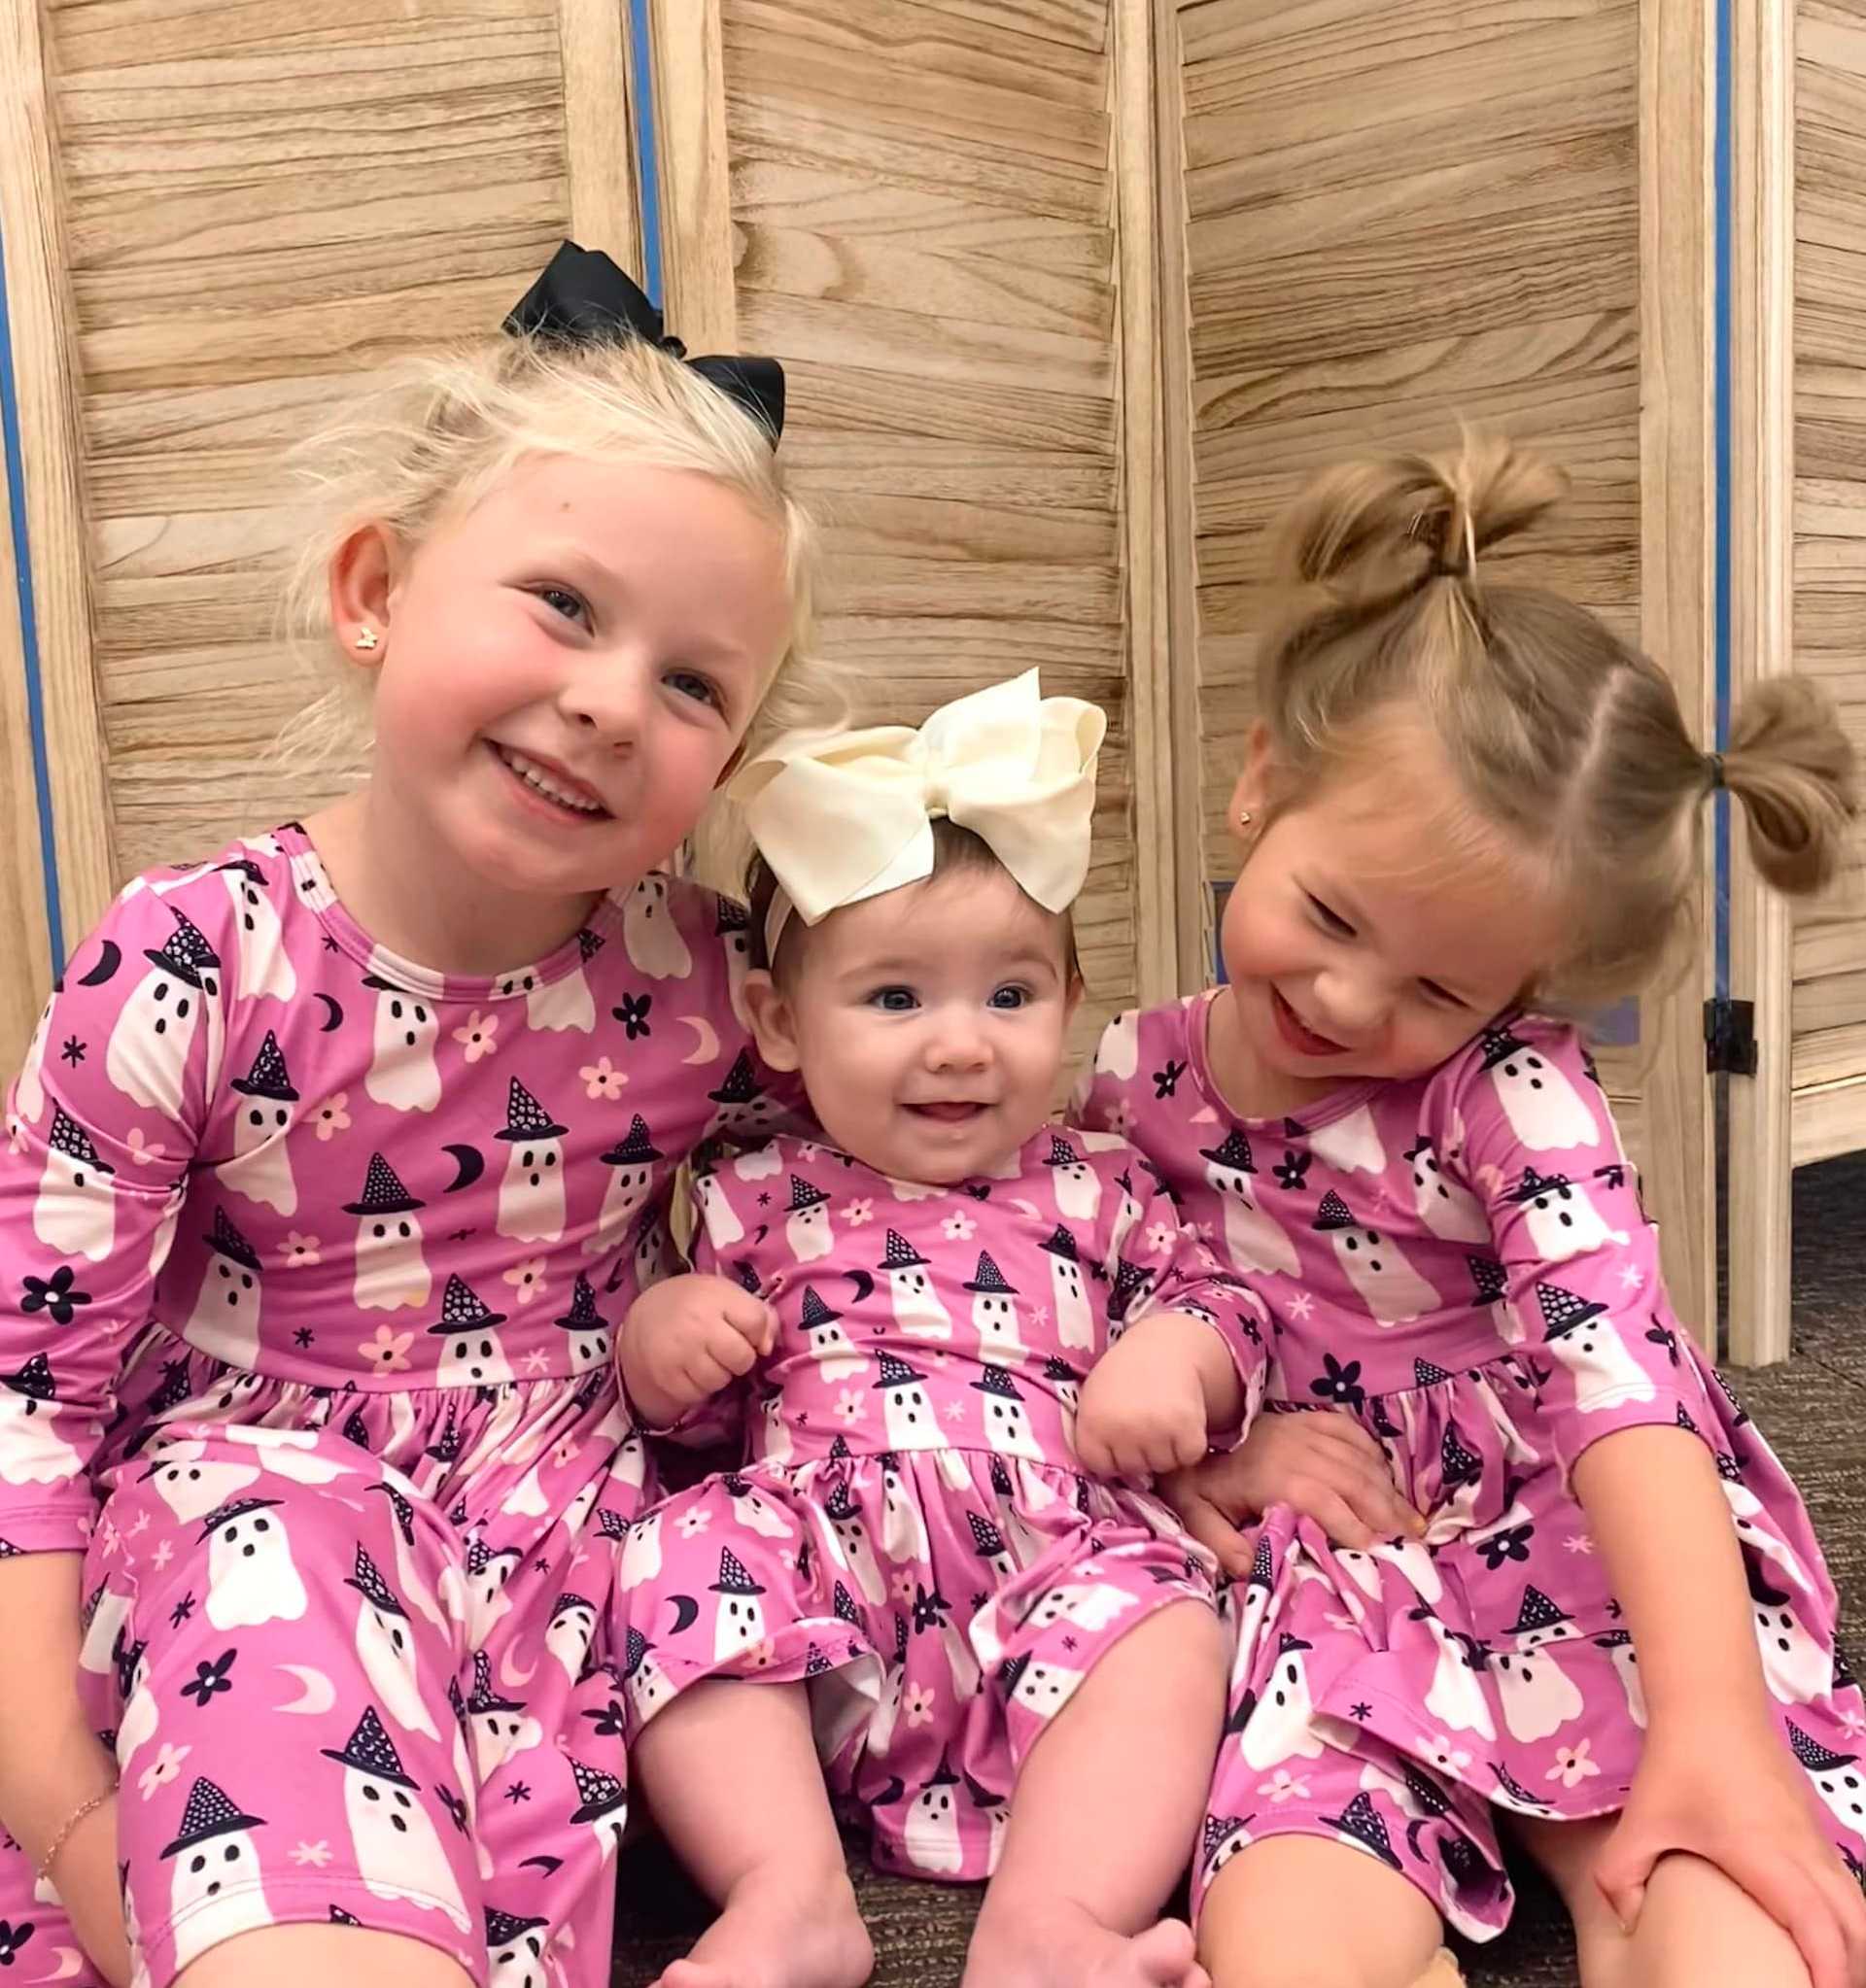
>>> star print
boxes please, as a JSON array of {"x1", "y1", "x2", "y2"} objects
[
  {"x1": 503, "y1": 1781, "x2": 532, "y2": 1804},
  {"x1": 1565, "y1": 1534, "x2": 1596, "y2": 1556},
  {"x1": 152, "y1": 1540, "x2": 173, "y2": 1573},
  {"x1": 1619, "y1": 1264, "x2": 1645, "y2": 1290},
  {"x1": 1607, "y1": 1599, "x2": 1623, "y2": 1620},
  {"x1": 1350, "y1": 1701, "x2": 1373, "y2": 1720},
  {"x1": 944, "y1": 1400, "x2": 967, "y2": 1422},
  {"x1": 322, "y1": 935, "x2": 339, "y2": 952},
  {"x1": 535, "y1": 1558, "x2": 551, "y2": 1574},
  {"x1": 1062, "y1": 1634, "x2": 1079, "y2": 1653},
  {"x1": 1286, "y1": 1291, "x2": 1314, "y2": 1320},
  {"x1": 971, "y1": 1592, "x2": 989, "y2": 1611},
  {"x1": 127, "y1": 1512, "x2": 149, "y2": 1537},
  {"x1": 523, "y1": 1349, "x2": 551, "y2": 1375},
  {"x1": 169, "y1": 1592, "x2": 194, "y2": 1628},
  {"x1": 60, "y1": 1036, "x2": 86, "y2": 1067},
  {"x1": 450, "y1": 1227, "x2": 475, "y2": 1243},
  {"x1": 294, "y1": 1328, "x2": 314, "y2": 1349}
]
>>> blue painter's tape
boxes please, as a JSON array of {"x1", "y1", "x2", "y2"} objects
[
  {"x1": 627, "y1": 0, "x2": 665, "y2": 309},
  {"x1": 0, "y1": 220, "x2": 67, "y2": 973}
]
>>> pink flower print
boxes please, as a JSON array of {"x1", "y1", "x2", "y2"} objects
[
  {"x1": 580, "y1": 1055, "x2": 626, "y2": 1101},
  {"x1": 125, "y1": 1126, "x2": 166, "y2": 1167},
  {"x1": 280, "y1": 1232, "x2": 322, "y2": 1269},
  {"x1": 360, "y1": 1324, "x2": 414, "y2": 1375},
  {"x1": 1546, "y1": 1740, "x2": 1600, "y2": 1789},
  {"x1": 1417, "y1": 1733, "x2": 1471, "y2": 1775},
  {"x1": 137, "y1": 1741, "x2": 190, "y2": 1801},
  {"x1": 1147, "y1": 1222, "x2": 1178, "y2": 1253},
  {"x1": 891, "y1": 1566, "x2": 917, "y2": 1608},
  {"x1": 841, "y1": 1198, "x2": 874, "y2": 1226},
  {"x1": 676, "y1": 1506, "x2": 712, "y2": 1540},
  {"x1": 312, "y1": 1093, "x2": 351, "y2": 1141},
  {"x1": 453, "y1": 1010, "x2": 499, "y2": 1063},
  {"x1": 503, "y1": 1258, "x2": 548, "y2": 1306},
  {"x1": 834, "y1": 1389, "x2": 864, "y2": 1426},
  {"x1": 1257, "y1": 1768, "x2": 1309, "y2": 1804},
  {"x1": 904, "y1": 1684, "x2": 937, "y2": 1729},
  {"x1": 941, "y1": 1214, "x2": 976, "y2": 1243}
]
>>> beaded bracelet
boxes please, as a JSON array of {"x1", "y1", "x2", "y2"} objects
[{"x1": 37, "y1": 1787, "x2": 113, "y2": 1881}]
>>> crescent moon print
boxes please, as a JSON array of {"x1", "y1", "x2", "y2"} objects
[
  {"x1": 316, "y1": 992, "x2": 344, "y2": 1033},
  {"x1": 49, "y1": 1949, "x2": 89, "y2": 1981},
  {"x1": 76, "y1": 940, "x2": 122, "y2": 987},
  {"x1": 500, "y1": 1645, "x2": 538, "y2": 1690},
  {"x1": 845, "y1": 1269, "x2": 877, "y2": 1306},
  {"x1": 442, "y1": 1143, "x2": 485, "y2": 1193},
  {"x1": 274, "y1": 1663, "x2": 337, "y2": 1715},
  {"x1": 667, "y1": 1594, "x2": 700, "y2": 1634},
  {"x1": 681, "y1": 1015, "x2": 721, "y2": 1067}
]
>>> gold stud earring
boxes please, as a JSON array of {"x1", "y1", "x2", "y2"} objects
[
  {"x1": 354, "y1": 627, "x2": 379, "y2": 652},
  {"x1": 1238, "y1": 808, "x2": 1254, "y2": 829}
]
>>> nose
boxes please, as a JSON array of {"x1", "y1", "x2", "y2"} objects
[
  {"x1": 556, "y1": 658, "x2": 647, "y2": 747},
  {"x1": 924, "y1": 1011, "x2": 990, "y2": 1074},
  {"x1": 1310, "y1": 965, "x2": 1393, "y2": 1039}
]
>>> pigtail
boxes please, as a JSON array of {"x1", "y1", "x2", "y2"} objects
[{"x1": 1722, "y1": 676, "x2": 1859, "y2": 896}]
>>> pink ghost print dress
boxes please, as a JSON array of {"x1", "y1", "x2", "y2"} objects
[
  {"x1": 618, "y1": 1125, "x2": 1270, "y2": 1882},
  {"x1": 1080, "y1": 995, "x2": 1866, "y2": 1940},
  {"x1": 0, "y1": 825, "x2": 790, "y2": 1988}
]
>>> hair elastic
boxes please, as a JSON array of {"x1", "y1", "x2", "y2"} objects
[{"x1": 1705, "y1": 751, "x2": 1726, "y2": 792}]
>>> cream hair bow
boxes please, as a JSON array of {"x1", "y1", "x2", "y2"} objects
[{"x1": 730, "y1": 668, "x2": 1107, "y2": 956}]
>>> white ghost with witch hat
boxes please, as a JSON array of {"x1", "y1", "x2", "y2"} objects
[
  {"x1": 1479, "y1": 1025, "x2": 1599, "y2": 1151},
  {"x1": 620, "y1": 1509, "x2": 664, "y2": 1591},
  {"x1": 1747, "y1": 1558, "x2": 1834, "y2": 1704},
  {"x1": 713, "y1": 894, "x2": 754, "y2": 1026},
  {"x1": 818, "y1": 1477, "x2": 886, "y2": 1606},
  {"x1": 1043, "y1": 1134, "x2": 1101, "y2": 1223},
  {"x1": 706, "y1": 1049, "x2": 785, "y2": 1142},
  {"x1": 454, "y1": 1539, "x2": 524, "y2": 1646},
  {"x1": 1467, "y1": 1253, "x2": 1524, "y2": 1346},
  {"x1": 1039, "y1": 1226, "x2": 1093, "y2": 1353},
  {"x1": 1009, "y1": 1651, "x2": 1086, "y2": 1725},
  {"x1": 693, "y1": 1167, "x2": 743, "y2": 1249},
  {"x1": 212, "y1": 857, "x2": 294, "y2": 1003},
  {"x1": 876, "y1": 1354, "x2": 940, "y2": 1453},
  {"x1": 972, "y1": 1364, "x2": 1042, "y2": 1461},
  {"x1": 1199, "y1": 1131, "x2": 1300, "y2": 1278},
  {"x1": 366, "y1": 1480, "x2": 449, "y2": 1636},
  {"x1": 1592, "y1": 1627, "x2": 1646, "y2": 1729},
  {"x1": 623, "y1": 1623, "x2": 674, "y2": 1722},
  {"x1": 710, "y1": 1547, "x2": 768, "y2": 1662},
  {"x1": 1506, "y1": 1164, "x2": 1630, "y2": 1267},
  {"x1": 346, "y1": 1152, "x2": 432, "y2": 1312},
  {"x1": 554, "y1": 1272, "x2": 612, "y2": 1373},
  {"x1": 1491, "y1": 1586, "x2": 1585, "y2": 1742},
  {"x1": 347, "y1": 1543, "x2": 438, "y2": 1740},
  {"x1": 494, "y1": 1079, "x2": 569, "y2": 1244},
  {"x1": 799, "y1": 1286, "x2": 866, "y2": 1384},
  {"x1": 902, "y1": 1757, "x2": 966, "y2": 1875},
  {"x1": 203, "y1": 1495, "x2": 306, "y2": 1629},
  {"x1": 160, "y1": 1775, "x2": 273, "y2": 1971},
  {"x1": 622, "y1": 874, "x2": 692, "y2": 979},
  {"x1": 486, "y1": 1904, "x2": 556, "y2": 1988},
  {"x1": 113, "y1": 1626, "x2": 161, "y2": 1762},
  {"x1": 427, "y1": 1273, "x2": 514, "y2": 1388},
  {"x1": 784, "y1": 1176, "x2": 834, "y2": 1263},
  {"x1": 568, "y1": 1753, "x2": 630, "y2": 1865},
  {"x1": 106, "y1": 905, "x2": 224, "y2": 1119},
  {"x1": 182, "y1": 1206, "x2": 265, "y2": 1365},
  {"x1": 544, "y1": 1592, "x2": 599, "y2": 1685},
  {"x1": 225, "y1": 1030, "x2": 300, "y2": 1215},
  {"x1": 1238, "y1": 1631, "x2": 1328, "y2": 1770},
  {"x1": 1404, "y1": 1136, "x2": 1489, "y2": 1244},
  {"x1": 1536, "y1": 1282, "x2": 1653, "y2": 1407},
  {"x1": 501, "y1": 923, "x2": 602, "y2": 1034},
  {"x1": 361, "y1": 971, "x2": 441, "y2": 1114},
  {"x1": 141, "y1": 1439, "x2": 260, "y2": 1525},
  {"x1": 323, "y1": 1706, "x2": 469, "y2": 1931},
  {"x1": 31, "y1": 1106, "x2": 117, "y2": 1262},
  {"x1": 1786, "y1": 1722, "x2": 1866, "y2": 1839},
  {"x1": 464, "y1": 1650, "x2": 541, "y2": 1777},
  {"x1": 878, "y1": 1229, "x2": 950, "y2": 1340},
  {"x1": 586, "y1": 1114, "x2": 662, "y2": 1257},
  {"x1": 964, "y1": 1251, "x2": 1023, "y2": 1363},
  {"x1": 1313, "y1": 1189, "x2": 1437, "y2": 1326}
]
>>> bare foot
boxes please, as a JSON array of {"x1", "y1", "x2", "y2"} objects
[
  {"x1": 962, "y1": 1901, "x2": 1209, "y2": 1988},
  {"x1": 652, "y1": 1866, "x2": 874, "y2": 1988}
]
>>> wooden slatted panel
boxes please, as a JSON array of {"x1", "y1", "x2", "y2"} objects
[
  {"x1": 713, "y1": 0, "x2": 1138, "y2": 1057},
  {"x1": 1792, "y1": 0, "x2": 1866, "y2": 1164},
  {"x1": 23, "y1": 0, "x2": 639, "y2": 885}
]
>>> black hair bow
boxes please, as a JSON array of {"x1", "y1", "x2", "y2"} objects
[{"x1": 503, "y1": 240, "x2": 784, "y2": 444}]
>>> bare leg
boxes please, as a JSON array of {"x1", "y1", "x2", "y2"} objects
[
  {"x1": 630, "y1": 1680, "x2": 872, "y2": 1988},
  {"x1": 176, "y1": 1924, "x2": 472, "y2": 1988},
  {"x1": 1197, "y1": 1834, "x2": 1445, "y2": 1988},
  {"x1": 1517, "y1": 1815, "x2": 1814, "y2": 1988},
  {"x1": 960, "y1": 1601, "x2": 1223, "y2": 1988}
]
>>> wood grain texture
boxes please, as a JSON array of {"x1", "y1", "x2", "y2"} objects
[
  {"x1": 1728, "y1": 0, "x2": 1797, "y2": 1363},
  {"x1": 560, "y1": 0, "x2": 642, "y2": 277},
  {"x1": 1793, "y1": 0, "x2": 1866, "y2": 1188},
  {"x1": 711, "y1": 0, "x2": 1137, "y2": 1062}
]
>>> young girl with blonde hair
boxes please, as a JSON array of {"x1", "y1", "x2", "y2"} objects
[{"x1": 1081, "y1": 437, "x2": 1866, "y2": 1988}]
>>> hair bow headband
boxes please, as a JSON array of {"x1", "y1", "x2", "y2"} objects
[
  {"x1": 730, "y1": 669, "x2": 1107, "y2": 960},
  {"x1": 503, "y1": 241, "x2": 785, "y2": 444}
]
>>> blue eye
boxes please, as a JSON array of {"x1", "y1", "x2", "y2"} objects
[
  {"x1": 870, "y1": 987, "x2": 916, "y2": 1012},
  {"x1": 537, "y1": 585, "x2": 588, "y2": 625},
  {"x1": 666, "y1": 669, "x2": 721, "y2": 709},
  {"x1": 988, "y1": 985, "x2": 1028, "y2": 1011}
]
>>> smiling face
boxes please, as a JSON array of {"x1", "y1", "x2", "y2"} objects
[
  {"x1": 743, "y1": 863, "x2": 1081, "y2": 1185},
  {"x1": 1211, "y1": 724, "x2": 1565, "y2": 1116},
  {"x1": 335, "y1": 454, "x2": 792, "y2": 954}
]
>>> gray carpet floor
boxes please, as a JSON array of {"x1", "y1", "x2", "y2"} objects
[{"x1": 611, "y1": 1153, "x2": 1865, "y2": 1986}]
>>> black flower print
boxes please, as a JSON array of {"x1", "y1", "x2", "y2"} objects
[
  {"x1": 584, "y1": 1698, "x2": 627, "y2": 1738},
  {"x1": 1475, "y1": 1525, "x2": 1535, "y2": 1572},
  {"x1": 912, "y1": 1584, "x2": 952, "y2": 1635},
  {"x1": 1153, "y1": 1058, "x2": 1187, "y2": 1100},
  {"x1": 20, "y1": 1266, "x2": 90, "y2": 1326},
  {"x1": 613, "y1": 994, "x2": 653, "y2": 1040},
  {"x1": 1273, "y1": 1150, "x2": 1312, "y2": 1193},
  {"x1": 181, "y1": 1649, "x2": 237, "y2": 1708},
  {"x1": 1309, "y1": 1354, "x2": 1365, "y2": 1416},
  {"x1": 0, "y1": 1920, "x2": 37, "y2": 1967}
]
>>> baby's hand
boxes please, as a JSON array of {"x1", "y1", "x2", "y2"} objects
[
  {"x1": 1075, "y1": 1322, "x2": 1214, "y2": 1479},
  {"x1": 618, "y1": 1273, "x2": 776, "y2": 1430},
  {"x1": 1160, "y1": 1409, "x2": 1426, "y2": 1577}
]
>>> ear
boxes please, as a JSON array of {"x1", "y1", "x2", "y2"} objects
[
  {"x1": 328, "y1": 521, "x2": 402, "y2": 663},
  {"x1": 1227, "y1": 722, "x2": 1276, "y2": 846},
  {"x1": 739, "y1": 969, "x2": 802, "y2": 1073}
]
